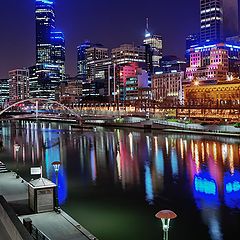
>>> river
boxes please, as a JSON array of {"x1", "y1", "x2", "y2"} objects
[{"x1": 0, "y1": 121, "x2": 240, "y2": 240}]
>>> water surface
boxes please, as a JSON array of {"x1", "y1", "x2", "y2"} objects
[{"x1": 1, "y1": 121, "x2": 240, "y2": 240}]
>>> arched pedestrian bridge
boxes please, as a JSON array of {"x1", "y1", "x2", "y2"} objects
[{"x1": 0, "y1": 98, "x2": 82, "y2": 122}]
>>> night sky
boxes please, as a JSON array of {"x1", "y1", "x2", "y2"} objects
[{"x1": 0, "y1": 0, "x2": 199, "y2": 78}]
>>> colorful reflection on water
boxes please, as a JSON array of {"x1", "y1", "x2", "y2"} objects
[{"x1": 1, "y1": 121, "x2": 240, "y2": 240}]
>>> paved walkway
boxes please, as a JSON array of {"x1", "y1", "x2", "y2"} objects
[
  {"x1": 0, "y1": 172, "x2": 28, "y2": 203},
  {"x1": 0, "y1": 222, "x2": 11, "y2": 240},
  {"x1": 19, "y1": 211, "x2": 97, "y2": 240},
  {"x1": 0, "y1": 172, "x2": 97, "y2": 240}
]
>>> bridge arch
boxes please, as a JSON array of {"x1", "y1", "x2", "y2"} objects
[{"x1": 0, "y1": 98, "x2": 82, "y2": 120}]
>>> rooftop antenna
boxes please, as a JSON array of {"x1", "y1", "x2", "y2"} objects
[
  {"x1": 146, "y1": 17, "x2": 149, "y2": 31},
  {"x1": 145, "y1": 17, "x2": 150, "y2": 37}
]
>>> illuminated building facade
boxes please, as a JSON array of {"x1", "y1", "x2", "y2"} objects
[
  {"x1": 117, "y1": 63, "x2": 148, "y2": 101},
  {"x1": 84, "y1": 45, "x2": 109, "y2": 97},
  {"x1": 143, "y1": 19, "x2": 163, "y2": 68},
  {"x1": 0, "y1": 79, "x2": 9, "y2": 107},
  {"x1": 86, "y1": 45, "x2": 109, "y2": 62},
  {"x1": 36, "y1": 0, "x2": 56, "y2": 64},
  {"x1": 200, "y1": 0, "x2": 239, "y2": 43},
  {"x1": 186, "y1": 0, "x2": 239, "y2": 70},
  {"x1": 186, "y1": 47, "x2": 229, "y2": 81},
  {"x1": 152, "y1": 71, "x2": 184, "y2": 102},
  {"x1": 180, "y1": 79, "x2": 240, "y2": 121},
  {"x1": 117, "y1": 63, "x2": 138, "y2": 101},
  {"x1": 200, "y1": 0, "x2": 224, "y2": 43},
  {"x1": 111, "y1": 44, "x2": 146, "y2": 65},
  {"x1": 125, "y1": 68, "x2": 148, "y2": 101},
  {"x1": 125, "y1": 77, "x2": 138, "y2": 101},
  {"x1": 77, "y1": 41, "x2": 91, "y2": 81},
  {"x1": 184, "y1": 80, "x2": 240, "y2": 103},
  {"x1": 9, "y1": 69, "x2": 29, "y2": 104},
  {"x1": 86, "y1": 58, "x2": 114, "y2": 97},
  {"x1": 51, "y1": 31, "x2": 65, "y2": 79},
  {"x1": 35, "y1": 0, "x2": 65, "y2": 99},
  {"x1": 56, "y1": 77, "x2": 82, "y2": 104}
]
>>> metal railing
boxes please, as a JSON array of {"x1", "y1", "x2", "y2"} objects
[{"x1": 31, "y1": 224, "x2": 51, "y2": 240}]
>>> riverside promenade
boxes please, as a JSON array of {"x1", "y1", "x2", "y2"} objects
[
  {"x1": 0, "y1": 170, "x2": 98, "y2": 240},
  {"x1": 84, "y1": 118, "x2": 240, "y2": 138}
]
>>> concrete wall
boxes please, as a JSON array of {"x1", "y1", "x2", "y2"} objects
[{"x1": 0, "y1": 196, "x2": 32, "y2": 240}]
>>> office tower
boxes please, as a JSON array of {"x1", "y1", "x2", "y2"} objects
[
  {"x1": 56, "y1": 76, "x2": 82, "y2": 104},
  {"x1": 125, "y1": 68, "x2": 149, "y2": 101},
  {"x1": 34, "y1": 0, "x2": 65, "y2": 99},
  {"x1": 145, "y1": 44, "x2": 154, "y2": 74},
  {"x1": 36, "y1": 0, "x2": 56, "y2": 64},
  {"x1": 51, "y1": 31, "x2": 66, "y2": 80},
  {"x1": 186, "y1": 47, "x2": 229, "y2": 81},
  {"x1": 9, "y1": 69, "x2": 29, "y2": 104},
  {"x1": 28, "y1": 66, "x2": 39, "y2": 98},
  {"x1": 152, "y1": 71, "x2": 184, "y2": 103},
  {"x1": 116, "y1": 62, "x2": 148, "y2": 101},
  {"x1": 77, "y1": 41, "x2": 91, "y2": 81},
  {"x1": 86, "y1": 58, "x2": 113, "y2": 97},
  {"x1": 200, "y1": 0, "x2": 223, "y2": 43},
  {"x1": 143, "y1": 18, "x2": 163, "y2": 68},
  {"x1": 111, "y1": 44, "x2": 146, "y2": 65},
  {"x1": 200, "y1": 0, "x2": 239, "y2": 43},
  {"x1": 86, "y1": 44, "x2": 109, "y2": 62},
  {"x1": 0, "y1": 79, "x2": 9, "y2": 107},
  {"x1": 84, "y1": 45, "x2": 109, "y2": 97}
]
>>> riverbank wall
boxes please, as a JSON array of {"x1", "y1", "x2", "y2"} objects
[
  {"x1": 0, "y1": 171, "x2": 98, "y2": 240},
  {"x1": 84, "y1": 120, "x2": 240, "y2": 138}
]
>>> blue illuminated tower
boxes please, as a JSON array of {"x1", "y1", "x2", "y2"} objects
[
  {"x1": 36, "y1": 0, "x2": 56, "y2": 64},
  {"x1": 200, "y1": 0, "x2": 239, "y2": 43},
  {"x1": 32, "y1": 0, "x2": 65, "y2": 99},
  {"x1": 51, "y1": 31, "x2": 66, "y2": 79},
  {"x1": 77, "y1": 41, "x2": 91, "y2": 81}
]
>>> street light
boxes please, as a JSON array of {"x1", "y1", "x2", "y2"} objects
[
  {"x1": 117, "y1": 89, "x2": 120, "y2": 118},
  {"x1": 52, "y1": 161, "x2": 61, "y2": 212},
  {"x1": 155, "y1": 210, "x2": 177, "y2": 240},
  {"x1": 14, "y1": 144, "x2": 20, "y2": 178}
]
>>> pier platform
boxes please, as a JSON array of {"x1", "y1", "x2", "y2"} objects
[{"x1": 0, "y1": 170, "x2": 98, "y2": 240}]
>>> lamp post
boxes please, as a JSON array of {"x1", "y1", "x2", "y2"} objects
[
  {"x1": 155, "y1": 210, "x2": 177, "y2": 240},
  {"x1": 117, "y1": 89, "x2": 120, "y2": 118},
  {"x1": 14, "y1": 144, "x2": 20, "y2": 178},
  {"x1": 52, "y1": 161, "x2": 61, "y2": 212}
]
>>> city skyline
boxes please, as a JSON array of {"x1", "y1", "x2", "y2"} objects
[{"x1": 0, "y1": 0, "x2": 199, "y2": 78}]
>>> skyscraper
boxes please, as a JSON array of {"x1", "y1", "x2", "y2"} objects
[
  {"x1": 143, "y1": 18, "x2": 163, "y2": 68},
  {"x1": 77, "y1": 41, "x2": 91, "y2": 81},
  {"x1": 85, "y1": 44, "x2": 109, "y2": 96},
  {"x1": 200, "y1": 0, "x2": 239, "y2": 43},
  {"x1": 9, "y1": 69, "x2": 29, "y2": 104},
  {"x1": 34, "y1": 0, "x2": 65, "y2": 99},
  {"x1": 111, "y1": 44, "x2": 146, "y2": 65},
  {"x1": 51, "y1": 31, "x2": 66, "y2": 79},
  {"x1": 36, "y1": 0, "x2": 56, "y2": 64},
  {"x1": 200, "y1": 0, "x2": 223, "y2": 43},
  {"x1": 0, "y1": 79, "x2": 9, "y2": 107}
]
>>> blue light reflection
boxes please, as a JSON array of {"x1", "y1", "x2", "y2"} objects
[{"x1": 224, "y1": 171, "x2": 240, "y2": 209}]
